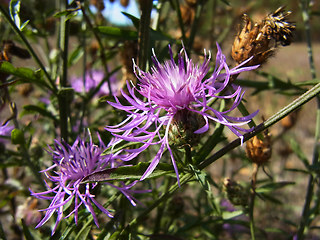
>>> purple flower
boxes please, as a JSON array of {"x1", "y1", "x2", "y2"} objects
[
  {"x1": 0, "y1": 121, "x2": 14, "y2": 143},
  {"x1": 31, "y1": 132, "x2": 139, "y2": 234},
  {"x1": 71, "y1": 69, "x2": 120, "y2": 96},
  {"x1": 106, "y1": 43, "x2": 258, "y2": 185}
]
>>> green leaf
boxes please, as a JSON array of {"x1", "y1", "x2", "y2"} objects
[
  {"x1": 96, "y1": 26, "x2": 138, "y2": 40},
  {"x1": 9, "y1": 0, "x2": 21, "y2": 28},
  {"x1": 68, "y1": 46, "x2": 84, "y2": 66},
  {"x1": 256, "y1": 181, "x2": 295, "y2": 193},
  {"x1": 195, "y1": 123, "x2": 225, "y2": 164},
  {"x1": 23, "y1": 105, "x2": 58, "y2": 123},
  {"x1": 121, "y1": 12, "x2": 140, "y2": 29},
  {"x1": 122, "y1": 12, "x2": 174, "y2": 41},
  {"x1": 237, "y1": 71, "x2": 304, "y2": 95},
  {"x1": 0, "y1": 61, "x2": 47, "y2": 88},
  {"x1": 60, "y1": 212, "x2": 91, "y2": 240},
  {"x1": 9, "y1": 0, "x2": 29, "y2": 30},
  {"x1": 21, "y1": 219, "x2": 36, "y2": 240},
  {"x1": 20, "y1": 19, "x2": 30, "y2": 31},
  {"x1": 188, "y1": 164, "x2": 220, "y2": 215},
  {"x1": 222, "y1": 210, "x2": 243, "y2": 220},
  {"x1": 284, "y1": 168, "x2": 310, "y2": 174},
  {"x1": 75, "y1": 220, "x2": 92, "y2": 240},
  {"x1": 82, "y1": 162, "x2": 174, "y2": 183},
  {"x1": 289, "y1": 138, "x2": 310, "y2": 169},
  {"x1": 54, "y1": 9, "x2": 79, "y2": 20}
]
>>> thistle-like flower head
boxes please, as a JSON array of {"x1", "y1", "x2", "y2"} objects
[
  {"x1": 106, "y1": 43, "x2": 258, "y2": 185},
  {"x1": 31, "y1": 132, "x2": 138, "y2": 234}
]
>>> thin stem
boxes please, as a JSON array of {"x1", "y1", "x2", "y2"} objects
[
  {"x1": 297, "y1": 105, "x2": 320, "y2": 239},
  {"x1": 0, "y1": 5, "x2": 56, "y2": 93},
  {"x1": 77, "y1": 2, "x2": 112, "y2": 97},
  {"x1": 297, "y1": 0, "x2": 319, "y2": 238},
  {"x1": 172, "y1": 0, "x2": 187, "y2": 45},
  {"x1": 58, "y1": 0, "x2": 70, "y2": 142},
  {"x1": 187, "y1": 0, "x2": 204, "y2": 50},
  {"x1": 153, "y1": 178, "x2": 171, "y2": 234},
  {"x1": 184, "y1": 144, "x2": 193, "y2": 165},
  {"x1": 137, "y1": 0, "x2": 153, "y2": 71},
  {"x1": 249, "y1": 163, "x2": 259, "y2": 240},
  {"x1": 199, "y1": 81, "x2": 320, "y2": 170}
]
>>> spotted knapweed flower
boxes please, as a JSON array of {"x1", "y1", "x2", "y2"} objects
[
  {"x1": 71, "y1": 69, "x2": 120, "y2": 97},
  {"x1": 106, "y1": 43, "x2": 259, "y2": 185},
  {"x1": 30, "y1": 132, "x2": 139, "y2": 234}
]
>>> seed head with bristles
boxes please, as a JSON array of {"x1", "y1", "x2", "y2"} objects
[{"x1": 231, "y1": 6, "x2": 295, "y2": 67}]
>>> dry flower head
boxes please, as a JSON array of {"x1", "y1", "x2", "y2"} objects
[
  {"x1": 231, "y1": 6, "x2": 295, "y2": 66},
  {"x1": 246, "y1": 130, "x2": 272, "y2": 165}
]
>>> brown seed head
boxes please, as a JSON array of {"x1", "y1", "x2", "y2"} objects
[
  {"x1": 246, "y1": 130, "x2": 272, "y2": 165},
  {"x1": 231, "y1": 6, "x2": 295, "y2": 66}
]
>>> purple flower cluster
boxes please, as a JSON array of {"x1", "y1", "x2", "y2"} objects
[
  {"x1": 31, "y1": 133, "x2": 138, "y2": 234},
  {"x1": 32, "y1": 43, "x2": 258, "y2": 233},
  {"x1": 106, "y1": 43, "x2": 258, "y2": 184}
]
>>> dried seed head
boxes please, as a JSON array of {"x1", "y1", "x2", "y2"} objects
[
  {"x1": 223, "y1": 178, "x2": 249, "y2": 207},
  {"x1": 246, "y1": 130, "x2": 272, "y2": 165},
  {"x1": 231, "y1": 6, "x2": 295, "y2": 66},
  {"x1": 263, "y1": 6, "x2": 295, "y2": 46}
]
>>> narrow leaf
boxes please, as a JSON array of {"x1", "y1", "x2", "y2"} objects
[
  {"x1": 96, "y1": 26, "x2": 138, "y2": 40},
  {"x1": 82, "y1": 162, "x2": 174, "y2": 183}
]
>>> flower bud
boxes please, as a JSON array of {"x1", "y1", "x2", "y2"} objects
[
  {"x1": 223, "y1": 178, "x2": 249, "y2": 207},
  {"x1": 168, "y1": 110, "x2": 205, "y2": 147}
]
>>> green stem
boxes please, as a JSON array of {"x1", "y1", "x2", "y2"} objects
[
  {"x1": 297, "y1": 0, "x2": 319, "y2": 238},
  {"x1": 187, "y1": 0, "x2": 204, "y2": 50},
  {"x1": 153, "y1": 178, "x2": 171, "y2": 234},
  {"x1": 297, "y1": 105, "x2": 320, "y2": 239},
  {"x1": 0, "y1": 5, "x2": 56, "y2": 93},
  {"x1": 172, "y1": 0, "x2": 187, "y2": 45},
  {"x1": 184, "y1": 144, "x2": 194, "y2": 165},
  {"x1": 199, "y1": 81, "x2": 320, "y2": 170},
  {"x1": 249, "y1": 164, "x2": 259, "y2": 240},
  {"x1": 58, "y1": 0, "x2": 70, "y2": 142},
  {"x1": 77, "y1": 2, "x2": 113, "y2": 97},
  {"x1": 137, "y1": 0, "x2": 153, "y2": 71}
]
